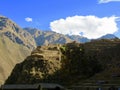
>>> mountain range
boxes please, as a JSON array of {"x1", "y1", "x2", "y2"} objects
[
  {"x1": 0, "y1": 15, "x2": 119, "y2": 84},
  {"x1": 24, "y1": 27, "x2": 118, "y2": 45}
]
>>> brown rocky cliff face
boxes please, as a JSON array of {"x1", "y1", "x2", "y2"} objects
[{"x1": 5, "y1": 44, "x2": 62, "y2": 84}]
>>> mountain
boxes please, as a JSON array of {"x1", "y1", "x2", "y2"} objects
[
  {"x1": 24, "y1": 28, "x2": 73, "y2": 46},
  {"x1": 24, "y1": 28, "x2": 119, "y2": 45},
  {"x1": 98, "y1": 34, "x2": 118, "y2": 39},
  {"x1": 24, "y1": 28, "x2": 90, "y2": 45},
  {"x1": 1, "y1": 15, "x2": 120, "y2": 85},
  {"x1": 67, "y1": 35, "x2": 90, "y2": 43},
  {"x1": 5, "y1": 39, "x2": 120, "y2": 86},
  {"x1": 0, "y1": 16, "x2": 90, "y2": 84},
  {"x1": 0, "y1": 16, "x2": 36, "y2": 49},
  {"x1": 0, "y1": 16, "x2": 36, "y2": 84}
]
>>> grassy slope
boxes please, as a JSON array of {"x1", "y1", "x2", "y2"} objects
[{"x1": 0, "y1": 34, "x2": 30, "y2": 84}]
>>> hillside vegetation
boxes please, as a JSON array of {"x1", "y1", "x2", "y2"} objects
[{"x1": 0, "y1": 34, "x2": 30, "y2": 84}]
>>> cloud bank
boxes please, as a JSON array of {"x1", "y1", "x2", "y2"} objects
[
  {"x1": 50, "y1": 15, "x2": 119, "y2": 39},
  {"x1": 98, "y1": 0, "x2": 120, "y2": 3},
  {"x1": 25, "y1": 17, "x2": 33, "y2": 22}
]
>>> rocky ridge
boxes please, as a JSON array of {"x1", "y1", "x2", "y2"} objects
[
  {"x1": 0, "y1": 16, "x2": 36, "y2": 49},
  {"x1": 24, "y1": 28, "x2": 73, "y2": 46}
]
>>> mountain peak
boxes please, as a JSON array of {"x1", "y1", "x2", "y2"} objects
[
  {"x1": 0, "y1": 16, "x2": 36, "y2": 50},
  {"x1": 0, "y1": 15, "x2": 8, "y2": 18},
  {"x1": 99, "y1": 34, "x2": 118, "y2": 39}
]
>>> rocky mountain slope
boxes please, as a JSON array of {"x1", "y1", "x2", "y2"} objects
[
  {"x1": 67, "y1": 35, "x2": 90, "y2": 43},
  {"x1": 24, "y1": 28, "x2": 90, "y2": 45},
  {"x1": 5, "y1": 38, "x2": 120, "y2": 86},
  {"x1": 24, "y1": 28, "x2": 119, "y2": 45},
  {"x1": 0, "y1": 16, "x2": 36, "y2": 49},
  {"x1": 0, "y1": 16, "x2": 36, "y2": 84},
  {"x1": 24, "y1": 28, "x2": 73, "y2": 46}
]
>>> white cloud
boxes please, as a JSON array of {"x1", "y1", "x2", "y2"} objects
[
  {"x1": 50, "y1": 15, "x2": 119, "y2": 39},
  {"x1": 25, "y1": 17, "x2": 33, "y2": 22},
  {"x1": 98, "y1": 0, "x2": 120, "y2": 3}
]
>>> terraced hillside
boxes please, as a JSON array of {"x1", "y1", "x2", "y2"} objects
[
  {"x1": 31, "y1": 44, "x2": 62, "y2": 61},
  {"x1": 5, "y1": 39, "x2": 120, "y2": 86},
  {"x1": 84, "y1": 39, "x2": 120, "y2": 51},
  {"x1": 5, "y1": 44, "x2": 62, "y2": 84}
]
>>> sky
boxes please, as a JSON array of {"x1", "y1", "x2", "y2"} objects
[{"x1": 0, "y1": 0, "x2": 120, "y2": 39}]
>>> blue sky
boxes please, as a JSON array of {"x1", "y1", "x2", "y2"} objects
[{"x1": 0, "y1": 0, "x2": 120, "y2": 38}]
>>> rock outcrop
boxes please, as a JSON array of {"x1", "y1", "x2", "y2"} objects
[{"x1": 5, "y1": 44, "x2": 62, "y2": 84}]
